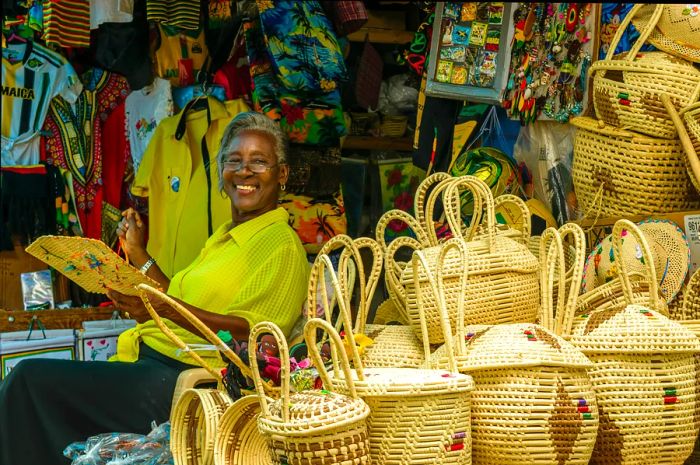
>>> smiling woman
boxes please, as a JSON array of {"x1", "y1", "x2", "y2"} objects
[{"x1": 0, "y1": 112, "x2": 310, "y2": 464}]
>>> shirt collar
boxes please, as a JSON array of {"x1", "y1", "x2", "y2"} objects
[{"x1": 226, "y1": 207, "x2": 289, "y2": 245}]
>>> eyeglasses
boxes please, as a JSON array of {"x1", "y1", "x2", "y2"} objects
[{"x1": 223, "y1": 159, "x2": 278, "y2": 174}]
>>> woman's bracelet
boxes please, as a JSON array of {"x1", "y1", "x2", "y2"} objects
[{"x1": 140, "y1": 257, "x2": 156, "y2": 275}]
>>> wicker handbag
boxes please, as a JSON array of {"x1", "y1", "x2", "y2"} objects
[
  {"x1": 565, "y1": 220, "x2": 700, "y2": 465},
  {"x1": 305, "y1": 316, "x2": 475, "y2": 465},
  {"x1": 401, "y1": 176, "x2": 540, "y2": 344},
  {"x1": 425, "y1": 226, "x2": 598, "y2": 465},
  {"x1": 664, "y1": 97, "x2": 700, "y2": 193},
  {"x1": 590, "y1": 4, "x2": 700, "y2": 139},
  {"x1": 571, "y1": 116, "x2": 700, "y2": 218},
  {"x1": 213, "y1": 395, "x2": 273, "y2": 465},
  {"x1": 249, "y1": 321, "x2": 371, "y2": 465}
]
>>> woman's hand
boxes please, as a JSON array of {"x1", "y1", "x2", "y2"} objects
[
  {"x1": 116, "y1": 208, "x2": 148, "y2": 265},
  {"x1": 106, "y1": 289, "x2": 152, "y2": 323}
]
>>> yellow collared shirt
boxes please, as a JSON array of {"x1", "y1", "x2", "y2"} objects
[{"x1": 113, "y1": 208, "x2": 310, "y2": 367}]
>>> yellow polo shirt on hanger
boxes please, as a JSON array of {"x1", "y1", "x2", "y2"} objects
[
  {"x1": 114, "y1": 207, "x2": 310, "y2": 367},
  {"x1": 132, "y1": 97, "x2": 249, "y2": 278}
]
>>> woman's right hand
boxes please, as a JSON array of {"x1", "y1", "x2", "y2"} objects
[{"x1": 117, "y1": 208, "x2": 148, "y2": 263}]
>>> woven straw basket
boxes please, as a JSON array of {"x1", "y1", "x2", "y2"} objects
[
  {"x1": 310, "y1": 235, "x2": 425, "y2": 368},
  {"x1": 566, "y1": 220, "x2": 700, "y2": 465},
  {"x1": 170, "y1": 388, "x2": 233, "y2": 465},
  {"x1": 306, "y1": 316, "x2": 474, "y2": 465},
  {"x1": 401, "y1": 176, "x2": 540, "y2": 344},
  {"x1": 665, "y1": 97, "x2": 700, "y2": 193},
  {"x1": 590, "y1": 4, "x2": 700, "y2": 139},
  {"x1": 249, "y1": 321, "x2": 371, "y2": 465},
  {"x1": 571, "y1": 116, "x2": 700, "y2": 218},
  {"x1": 427, "y1": 226, "x2": 598, "y2": 464},
  {"x1": 213, "y1": 395, "x2": 274, "y2": 465}
]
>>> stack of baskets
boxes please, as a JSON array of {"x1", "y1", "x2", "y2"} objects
[{"x1": 574, "y1": 4, "x2": 700, "y2": 219}]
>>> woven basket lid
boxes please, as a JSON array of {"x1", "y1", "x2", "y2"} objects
[
  {"x1": 331, "y1": 367, "x2": 474, "y2": 397},
  {"x1": 631, "y1": 4, "x2": 700, "y2": 63},
  {"x1": 568, "y1": 304, "x2": 700, "y2": 354},
  {"x1": 582, "y1": 219, "x2": 690, "y2": 303},
  {"x1": 442, "y1": 323, "x2": 592, "y2": 371},
  {"x1": 261, "y1": 390, "x2": 370, "y2": 434}
]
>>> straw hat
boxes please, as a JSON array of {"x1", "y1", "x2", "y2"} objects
[
  {"x1": 631, "y1": 4, "x2": 700, "y2": 63},
  {"x1": 581, "y1": 219, "x2": 690, "y2": 303}
]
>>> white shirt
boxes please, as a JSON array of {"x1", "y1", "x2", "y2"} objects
[{"x1": 90, "y1": 0, "x2": 134, "y2": 29}]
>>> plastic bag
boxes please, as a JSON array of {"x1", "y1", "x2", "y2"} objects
[
  {"x1": 377, "y1": 74, "x2": 419, "y2": 115},
  {"x1": 513, "y1": 122, "x2": 579, "y2": 226}
]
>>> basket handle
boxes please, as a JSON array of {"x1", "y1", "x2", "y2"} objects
[
  {"x1": 556, "y1": 223, "x2": 587, "y2": 337},
  {"x1": 136, "y1": 283, "x2": 252, "y2": 380},
  {"x1": 612, "y1": 219, "x2": 660, "y2": 310},
  {"x1": 414, "y1": 172, "x2": 452, "y2": 240},
  {"x1": 384, "y1": 236, "x2": 421, "y2": 320},
  {"x1": 248, "y1": 321, "x2": 289, "y2": 421},
  {"x1": 353, "y1": 237, "x2": 383, "y2": 333},
  {"x1": 422, "y1": 176, "x2": 474, "y2": 247},
  {"x1": 661, "y1": 94, "x2": 700, "y2": 189},
  {"x1": 304, "y1": 318, "x2": 362, "y2": 399},
  {"x1": 494, "y1": 194, "x2": 532, "y2": 245},
  {"x1": 435, "y1": 238, "x2": 470, "y2": 359},
  {"x1": 412, "y1": 245, "x2": 461, "y2": 374},
  {"x1": 604, "y1": 4, "x2": 662, "y2": 61},
  {"x1": 538, "y1": 228, "x2": 566, "y2": 334},
  {"x1": 444, "y1": 176, "x2": 496, "y2": 252},
  {"x1": 375, "y1": 209, "x2": 430, "y2": 251}
]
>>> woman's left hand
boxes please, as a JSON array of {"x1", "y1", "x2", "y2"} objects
[{"x1": 106, "y1": 289, "x2": 152, "y2": 323}]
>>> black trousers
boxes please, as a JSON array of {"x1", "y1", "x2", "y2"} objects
[{"x1": 0, "y1": 344, "x2": 194, "y2": 465}]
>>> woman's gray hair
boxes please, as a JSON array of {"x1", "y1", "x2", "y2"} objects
[{"x1": 217, "y1": 111, "x2": 288, "y2": 192}]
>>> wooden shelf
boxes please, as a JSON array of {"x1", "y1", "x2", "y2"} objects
[
  {"x1": 0, "y1": 307, "x2": 124, "y2": 332},
  {"x1": 347, "y1": 29, "x2": 414, "y2": 45},
  {"x1": 343, "y1": 135, "x2": 414, "y2": 151}
]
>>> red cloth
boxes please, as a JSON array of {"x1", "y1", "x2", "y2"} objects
[
  {"x1": 212, "y1": 33, "x2": 251, "y2": 100},
  {"x1": 101, "y1": 101, "x2": 129, "y2": 208}
]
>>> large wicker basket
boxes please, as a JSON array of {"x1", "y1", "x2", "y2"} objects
[
  {"x1": 571, "y1": 116, "x2": 700, "y2": 218},
  {"x1": 427, "y1": 226, "x2": 598, "y2": 464},
  {"x1": 565, "y1": 220, "x2": 700, "y2": 465},
  {"x1": 677, "y1": 269, "x2": 700, "y2": 465},
  {"x1": 213, "y1": 395, "x2": 273, "y2": 465},
  {"x1": 665, "y1": 97, "x2": 700, "y2": 193},
  {"x1": 401, "y1": 176, "x2": 540, "y2": 344},
  {"x1": 590, "y1": 4, "x2": 700, "y2": 139},
  {"x1": 249, "y1": 321, "x2": 371, "y2": 465}
]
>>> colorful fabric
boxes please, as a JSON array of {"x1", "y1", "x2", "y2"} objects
[
  {"x1": 146, "y1": 0, "x2": 201, "y2": 30},
  {"x1": 42, "y1": 68, "x2": 129, "y2": 239},
  {"x1": 42, "y1": 0, "x2": 91, "y2": 48},
  {"x1": 257, "y1": 0, "x2": 347, "y2": 93},
  {"x1": 243, "y1": 14, "x2": 347, "y2": 145},
  {"x1": 153, "y1": 24, "x2": 209, "y2": 87},
  {"x1": 101, "y1": 101, "x2": 129, "y2": 209},
  {"x1": 377, "y1": 159, "x2": 425, "y2": 241},
  {"x1": 131, "y1": 97, "x2": 250, "y2": 278},
  {"x1": 599, "y1": 3, "x2": 656, "y2": 59},
  {"x1": 2, "y1": 41, "x2": 82, "y2": 166},
  {"x1": 279, "y1": 190, "x2": 347, "y2": 254},
  {"x1": 114, "y1": 208, "x2": 310, "y2": 366}
]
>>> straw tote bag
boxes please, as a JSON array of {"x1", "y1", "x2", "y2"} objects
[
  {"x1": 664, "y1": 97, "x2": 700, "y2": 193},
  {"x1": 565, "y1": 220, "x2": 700, "y2": 465},
  {"x1": 309, "y1": 235, "x2": 425, "y2": 368},
  {"x1": 571, "y1": 116, "x2": 700, "y2": 219},
  {"x1": 401, "y1": 176, "x2": 540, "y2": 344},
  {"x1": 305, "y1": 316, "x2": 474, "y2": 465},
  {"x1": 590, "y1": 4, "x2": 700, "y2": 140},
  {"x1": 213, "y1": 394, "x2": 274, "y2": 465},
  {"x1": 424, "y1": 226, "x2": 598, "y2": 465},
  {"x1": 249, "y1": 321, "x2": 371, "y2": 465}
]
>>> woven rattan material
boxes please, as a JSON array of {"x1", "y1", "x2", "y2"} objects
[
  {"x1": 591, "y1": 4, "x2": 700, "y2": 139},
  {"x1": 213, "y1": 395, "x2": 273, "y2": 465},
  {"x1": 371, "y1": 299, "x2": 408, "y2": 325},
  {"x1": 667, "y1": 98, "x2": 700, "y2": 193},
  {"x1": 250, "y1": 321, "x2": 371, "y2": 465},
  {"x1": 571, "y1": 116, "x2": 700, "y2": 217},
  {"x1": 25, "y1": 235, "x2": 160, "y2": 296},
  {"x1": 170, "y1": 388, "x2": 233, "y2": 465},
  {"x1": 630, "y1": 4, "x2": 700, "y2": 64},
  {"x1": 683, "y1": 269, "x2": 700, "y2": 320},
  {"x1": 582, "y1": 219, "x2": 691, "y2": 303}
]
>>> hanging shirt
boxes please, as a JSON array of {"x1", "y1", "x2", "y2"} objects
[
  {"x1": 146, "y1": 0, "x2": 201, "y2": 31},
  {"x1": 132, "y1": 97, "x2": 250, "y2": 278},
  {"x1": 125, "y1": 77, "x2": 174, "y2": 174},
  {"x1": 2, "y1": 41, "x2": 82, "y2": 167},
  {"x1": 153, "y1": 24, "x2": 209, "y2": 87},
  {"x1": 42, "y1": 69, "x2": 130, "y2": 239},
  {"x1": 42, "y1": 0, "x2": 91, "y2": 48},
  {"x1": 90, "y1": 0, "x2": 134, "y2": 29}
]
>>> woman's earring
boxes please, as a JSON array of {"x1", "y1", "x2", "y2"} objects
[{"x1": 281, "y1": 184, "x2": 286, "y2": 191}]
